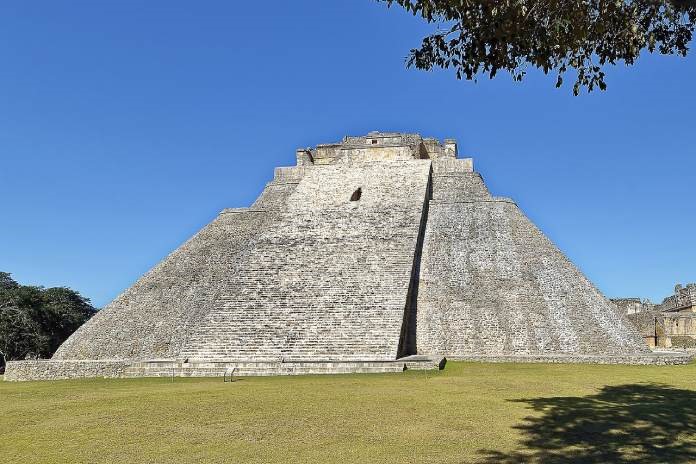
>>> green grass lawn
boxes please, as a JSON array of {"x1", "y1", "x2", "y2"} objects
[{"x1": 1, "y1": 362, "x2": 696, "y2": 463}]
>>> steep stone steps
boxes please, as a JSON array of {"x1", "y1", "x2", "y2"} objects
[{"x1": 180, "y1": 161, "x2": 433, "y2": 361}]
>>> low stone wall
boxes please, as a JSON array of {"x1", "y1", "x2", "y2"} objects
[
  {"x1": 4, "y1": 360, "x2": 131, "y2": 381},
  {"x1": 4, "y1": 358, "x2": 443, "y2": 381},
  {"x1": 3, "y1": 352, "x2": 690, "y2": 381},
  {"x1": 447, "y1": 352, "x2": 692, "y2": 365}
]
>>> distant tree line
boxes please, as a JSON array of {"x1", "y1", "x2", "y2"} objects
[{"x1": 0, "y1": 272, "x2": 96, "y2": 372}]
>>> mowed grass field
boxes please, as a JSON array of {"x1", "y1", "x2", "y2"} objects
[{"x1": 2, "y1": 362, "x2": 696, "y2": 463}]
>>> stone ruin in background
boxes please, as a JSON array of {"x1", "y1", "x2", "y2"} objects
[{"x1": 613, "y1": 283, "x2": 696, "y2": 350}]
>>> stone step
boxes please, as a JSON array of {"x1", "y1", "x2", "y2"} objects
[{"x1": 122, "y1": 357, "x2": 444, "y2": 378}]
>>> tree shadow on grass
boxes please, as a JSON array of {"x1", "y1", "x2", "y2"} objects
[{"x1": 478, "y1": 383, "x2": 696, "y2": 463}]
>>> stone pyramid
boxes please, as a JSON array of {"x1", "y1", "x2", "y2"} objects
[{"x1": 8, "y1": 132, "x2": 686, "y2": 381}]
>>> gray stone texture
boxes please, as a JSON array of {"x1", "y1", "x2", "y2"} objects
[
  {"x1": 7, "y1": 132, "x2": 677, "y2": 381},
  {"x1": 416, "y1": 163, "x2": 650, "y2": 357},
  {"x1": 180, "y1": 160, "x2": 431, "y2": 361},
  {"x1": 3, "y1": 360, "x2": 130, "y2": 381}
]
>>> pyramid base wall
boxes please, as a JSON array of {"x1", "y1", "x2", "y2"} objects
[
  {"x1": 3, "y1": 360, "x2": 131, "y2": 381},
  {"x1": 448, "y1": 352, "x2": 692, "y2": 365},
  {"x1": 3, "y1": 356, "x2": 443, "y2": 381},
  {"x1": 5, "y1": 351, "x2": 692, "y2": 381}
]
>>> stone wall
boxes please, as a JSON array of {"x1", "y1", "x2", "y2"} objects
[
  {"x1": 4, "y1": 360, "x2": 130, "y2": 381},
  {"x1": 661, "y1": 314, "x2": 696, "y2": 348},
  {"x1": 627, "y1": 312, "x2": 696, "y2": 349},
  {"x1": 4, "y1": 357, "x2": 446, "y2": 381},
  {"x1": 446, "y1": 352, "x2": 690, "y2": 365},
  {"x1": 626, "y1": 311, "x2": 658, "y2": 348}
]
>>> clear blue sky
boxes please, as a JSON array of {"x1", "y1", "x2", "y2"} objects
[{"x1": 1, "y1": 1, "x2": 694, "y2": 307}]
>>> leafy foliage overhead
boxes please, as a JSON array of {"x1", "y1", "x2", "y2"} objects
[
  {"x1": 382, "y1": 0, "x2": 696, "y2": 94},
  {"x1": 0, "y1": 272, "x2": 96, "y2": 369}
]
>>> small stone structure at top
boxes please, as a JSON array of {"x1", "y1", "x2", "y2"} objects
[{"x1": 5, "y1": 132, "x2": 689, "y2": 381}]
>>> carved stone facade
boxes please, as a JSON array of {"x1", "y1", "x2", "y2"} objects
[
  {"x1": 612, "y1": 283, "x2": 696, "y2": 317},
  {"x1": 660, "y1": 283, "x2": 696, "y2": 313},
  {"x1": 626, "y1": 311, "x2": 696, "y2": 350},
  {"x1": 6, "y1": 132, "x2": 689, "y2": 381},
  {"x1": 617, "y1": 283, "x2": 696, "y2": 349}
]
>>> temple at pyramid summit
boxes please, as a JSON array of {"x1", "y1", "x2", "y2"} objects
[{"x1": 5, "y1": 132, "x2": 691, "y2": 380}]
